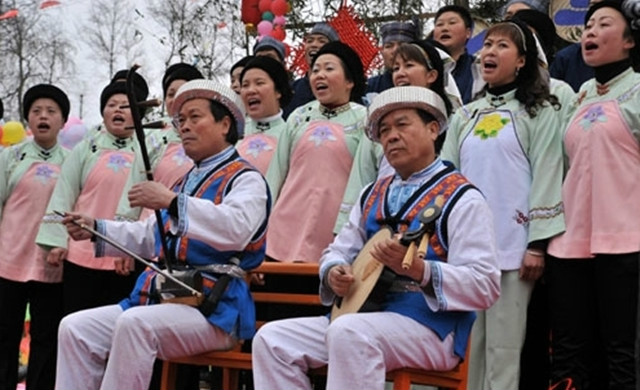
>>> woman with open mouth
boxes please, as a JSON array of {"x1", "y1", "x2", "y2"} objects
[
  {"x1": 237, "y1": 56, "x2": 293, "y2": 175},
  {"x1": 264, "y1": 41, "x2": 367, "y2": 266},
  {"x1": 36, "y1": 79, "x2": 148, "y2": 318},
  {"x1": 0, "y1": 84, "x2": 69, "y2": 390},
  {"x1": 440, "y1": 19, "x2": 565, "y2": 390},
  {"x1": 547, "y1": 1, "x2": 640, "y2": 388},
  {"x1": 336, "y1": 39, "x2": 460, "y2": 233},
  {"x1": 115, "y1": 63, "x2": 203, "y2": 223}
]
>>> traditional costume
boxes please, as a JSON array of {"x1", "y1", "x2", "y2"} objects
[
  {"x1": 0, "y1": 84, "x2": 69, "y2": 390},
  {"x1": 265, "y1": 41, "x2": 368, "y2": 263},
  {"x1": 54, "y1": 80, "x2": 271, "y2": 390},
  {"x1": 547, "y1": 8, "x2": 640, "y2": 382},
  {"x1": 252, "y1": 87, "x2": 500, "y2": 390},
  {"x1": 441, "y1": 79, "x2": 565, "y2": 389},
  {"x1": 36, "y1": 81, "x2": 147, "y2": 315}
]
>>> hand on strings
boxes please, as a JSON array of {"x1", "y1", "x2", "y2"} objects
[
  {"x1": 46, "y1": 247, "x2": 67, "y2": 267},
  {"x1": 328, "y1": 264, "x2": 354, "y2": 297},
  {"x1": 62, "y1": 212, "x2": 95, "y2": 241},
  {"x1": 128, "y1": 181, "x2": 176, "y2": 210},
  {"x1": 371, "y1": 237, "x2": 424, "y2": 281}
]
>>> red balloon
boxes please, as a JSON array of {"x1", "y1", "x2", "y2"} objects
[
  {"x1": 270, "y1": 25, "x2": 286, "y2": 41},
  {"x1": 241, "y1": 0, "x2": 261, "y2": 25},
  {"x1": 271, "y1": 0, "x2": 288, "y2": 17},
  {"x1": 258, "y1": 0, "x2": 272, "y2": 14}
]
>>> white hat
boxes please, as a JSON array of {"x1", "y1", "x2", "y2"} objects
[
  {"x1": 366, "y1": 86, "x2": 448, "y2": 142},
  {"x1": 173, "y1": 79, "x2": 246, "y2": 137}
]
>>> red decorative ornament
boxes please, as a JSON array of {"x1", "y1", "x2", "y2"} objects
[
  {"x1": 258, "y1": 0, "x2": 272, "y2": 14},
  {"x1": 241, "y1": 0, "x2": 261, "y2": 25},
  {"x1": 270, "y1": 25, "x2": 286, "y2": 41},
  {"x1": 288, "y1": 5, "x2": 382, "y2": 77},
  {"x1": 271, "y1": 0, "x2": 288, "y2": 17}
]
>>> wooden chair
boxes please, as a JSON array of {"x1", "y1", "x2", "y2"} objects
[{"x1": 160, "y1": 262, "x2": 470, "y2": 390}]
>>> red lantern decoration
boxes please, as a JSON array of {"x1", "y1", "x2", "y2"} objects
[
  {"x1": 258, "y1": 0, "x2": 272, "y2": 14},
  {"x1": 241, "y1": 0, "x2": 261, "y2": 25},
  {"x1": 271, "y1": 0, "x2": 288, "y2": 17},
  {"x1": 270, "y1": 25, "x2": 286, "y2": 41}
]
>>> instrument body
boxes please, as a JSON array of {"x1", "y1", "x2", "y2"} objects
[
  {"x1": 330, "y1": 198, "x2": 443, "y2": 321},
  {"x1": 330, "y1": 228, "x2": 394, "y2": 320}
]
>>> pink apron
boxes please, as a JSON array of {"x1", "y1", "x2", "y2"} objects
[
  {"x1": 0, "y1": 163, "x2": 63, "y2": 282},
  {"x1": 68, "y1": 150, "x2": 134, "y2": 270},
  {"x1": 267, "y1": 121, "x2": 354, "y2": 263}
]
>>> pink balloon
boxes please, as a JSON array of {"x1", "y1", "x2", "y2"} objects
[
  {"x1": 257, "y1": 20, "x2": 273, "y2": 36},
  {"x1": 273, "y1": 15, "x2": 286, "y2": 25},
  {"x1": 59, "y1": 117, "x2": 88, "y2": 150}
]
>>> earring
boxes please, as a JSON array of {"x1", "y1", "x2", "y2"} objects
[{"x1": 515, "y1": 67, "x2": 520, "y2": 77}]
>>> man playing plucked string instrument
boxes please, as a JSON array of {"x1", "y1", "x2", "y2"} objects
[{"x1": 252, "y1": 86, "x2": 501, "y2": 390}]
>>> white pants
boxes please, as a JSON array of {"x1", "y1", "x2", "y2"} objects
[
  {"x1": 54, "y1": 303, "x2": 236, "y2": 390},
  {"x1": 252, "y1": 312, "x2": 460, "y2": 390},
  {"x1": 467, "y1": 270, "x2": 534, "y2": 390}
]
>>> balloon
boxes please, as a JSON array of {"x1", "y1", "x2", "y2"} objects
[
  {"x1": 270, "y1": 25, "x2": 286, "y2": 41},
  {"x1": 1, "y1": 121, "x2": 26, "y2": 147},
  {"x1": 257, "y1": 20, "x2": 273, "y2": 36},
  {"x1": 273, "y1": 15, "x2": 286, "y2": 26},
  {"x1": 261, "y1": 11, "x2": 274, "y2": 21},
  {"x1": 258, "y1": 0, "x2": 272, "y2": 13},
  {"x1": 271, "y1": 0, "x2": 288, "y2": 16},
  {"x1": 245, "y1": 23, "x2": 256, "y2": 34},
  {"x1": 58, "y1": 117, "x2": 88, "y2": 150},
  {"x1": 241, "y1": 0, "x2": 261, "y2": 25}
]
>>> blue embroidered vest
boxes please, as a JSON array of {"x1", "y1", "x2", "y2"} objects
[
  {"x1": 122, "y1": 151, "x2": 270, "y2": 339},
  {"x1": 360, "y1": 164, "x2": 477, "y2": 359}
]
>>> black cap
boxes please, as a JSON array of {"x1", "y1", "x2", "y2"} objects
[
  {"x1": 111, "y1": 69, "x2": 149, "y2": 101},
  {"x1": 230, "y1": 56, "x2": 254, "y2": 76},
  {"x1": 162, "y1": 63, "x2": 203, "y2": 98},
  {"x1": 23, "y1": 84, "x2": 70, "y2": 122},
  {"x1": 100, "y1": 81, "x2": 146, "y2": 117},
  {"x1": 312, "y1": 41, "x2": 365, "y2": 103},
  {"x1": 241, "y1": 56, "x2": 293, "y2": 107}
]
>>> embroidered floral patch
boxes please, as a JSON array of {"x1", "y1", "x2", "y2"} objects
[
  {"x1": 309, "y1": 125, "x2": 336, "y2": 146},
  {"x1": 106, "y1": 154, "x2": 131, "y2": 173},
  {"x1": 579, "y1": 105, "x2": 607, "y2": 130},
  {"x1": 35, "y1": 165, "x2": 57, "y2": 184},
  {"x1": 246, "y1": 137, "x2": 273, "y2": 158},
  {"x1": 473, "y1": 113, "x2": 510, "y2": 139}
]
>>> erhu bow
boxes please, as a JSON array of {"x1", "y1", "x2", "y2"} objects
[{"x1": 123, "y1": 64, "x2": 176, "y2": 273}]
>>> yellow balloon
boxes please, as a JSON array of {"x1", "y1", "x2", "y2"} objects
[{"x1": 1, "y1": 121, "x2": 26, "y2": 146}]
